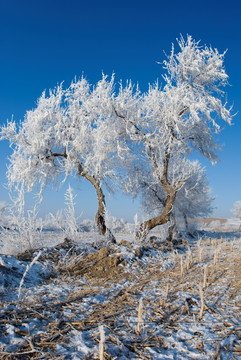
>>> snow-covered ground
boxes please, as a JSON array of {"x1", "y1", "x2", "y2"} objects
[{"x1": 0, "y1": 226, "x2": 241, "y2": 359}]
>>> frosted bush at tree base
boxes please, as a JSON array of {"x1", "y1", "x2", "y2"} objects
[
  {"x1": 0, "y1": 198, "x2": 43, "y2": 254},
  {"x1": 140, "y1": 159, "x2": 214, "y2": 239},
  {"x1": 105, "y1": 211, "x2": 129, "y2": 233},
  {"x1": 64, "y1": 184, "x2": 81, "y2": 241}
]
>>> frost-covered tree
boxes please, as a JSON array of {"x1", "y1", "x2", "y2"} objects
[
  {"x1": 0, "y1": 74, "x2": 135, "y2": 241},
  {"x1": 231, "y1": 201, "x2": 241, "y2": 229},
  {"x1": 114, "y1": 35, "x2": 232, "y2": 240},
  {"x1": 141, "y1": 159, "x2": 213, "y2": 240},
  {"x1": 0, "y1": 36, "x2": 233, "y2": 242}
]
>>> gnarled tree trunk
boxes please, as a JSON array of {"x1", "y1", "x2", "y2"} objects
[
  {"x1": 77, "y1": 164, "x2": 116, "y2": 243},
  {"x1": 136, "y1": 148, "x2": 179, "y2": 241},
  {"x1": 136, "y1": 187, "x2": 177, "y2": 240}
]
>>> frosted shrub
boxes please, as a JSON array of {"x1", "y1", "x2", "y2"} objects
[
  {"x1": 64, "y1": 185, "x2": 81, "y2": 241},
  {"x1": 23, "y1": 207, "x2": 43, "y2": 250},
  {"x1": 105, "y1": 212, "x2": 128, "y2": 233},
  {"x1": 1, "y1": 200, "x2": 43, "y2": 254},
  {"x1": 43, "y1": 210, "x2": 65, "y2": 231},
  {"x1": 79, "y1": 219, "x2": 96, "y2": 232}
]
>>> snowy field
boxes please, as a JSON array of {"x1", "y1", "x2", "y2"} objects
[{"x1": 0, "y1": 224, "x2": 241, "y2": 359}]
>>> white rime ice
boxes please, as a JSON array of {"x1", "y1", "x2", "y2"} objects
[{"x1": 0, "y1": 36, "x2": 233, "y2": 239}]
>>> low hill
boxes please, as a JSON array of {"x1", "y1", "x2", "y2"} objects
[{"x1": 195, "y1": 217, "x2": 240, "y2": 232}]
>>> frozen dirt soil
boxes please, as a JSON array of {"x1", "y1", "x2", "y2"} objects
[{"x1": 0, "y1": 235, "x2": 241, "y2": 359}]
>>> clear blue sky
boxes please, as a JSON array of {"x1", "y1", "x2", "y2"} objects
[{"x1": 0, "y1": 0, "x2": 240, "y2": 221}]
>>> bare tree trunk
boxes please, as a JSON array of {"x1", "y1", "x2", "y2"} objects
[{"x1": 77, "y1": 164, "x2": 116, "y2": 243}]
